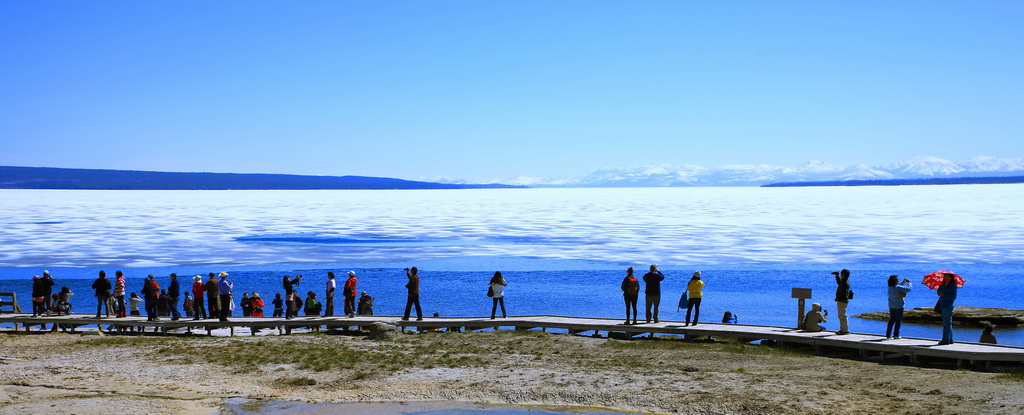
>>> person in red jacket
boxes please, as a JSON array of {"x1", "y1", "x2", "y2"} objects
[
  {"x1": 191, "y1": 275, "x2": 206, "y2": 320},
  {"x1": 621, "y1": 267, "x2": 640, "y2": 325},
  {"x1": 343, "y1": 271, "x2": 358, "y2": 318}
]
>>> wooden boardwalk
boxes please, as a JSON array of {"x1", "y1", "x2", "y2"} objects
[{"x1": 2, "y1": 313, "x2": 1022, "y2": 367}]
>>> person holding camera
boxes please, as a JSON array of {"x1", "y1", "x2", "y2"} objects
[
  {"x1": 642, "y1": 264, "x2": 665, "y2": 324},
  {"x1": 802, "y1": 303, "x2": 828, "y2": 332},
  {"x1": 886, "y1": 275, "x2": 912, "y2": 339},
  {"x1": 402, "y1": 267, "x2": 423, "y2": 321},
  {"x1": 833, "y1": 269, "x2": 852, "y2": 335}
]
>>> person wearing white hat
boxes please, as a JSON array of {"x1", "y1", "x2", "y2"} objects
[{"x1": 217, "y1": 271, "x2": 231, "y2": 322}]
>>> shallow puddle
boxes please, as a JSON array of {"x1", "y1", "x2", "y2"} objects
[{"x1": 222, "y1": 399, "x2": 632, "y2": 415}]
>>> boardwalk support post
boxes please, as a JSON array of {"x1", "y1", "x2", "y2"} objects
[{"x1": 791, "y1": 288, "x2": 812, "y2": 329}]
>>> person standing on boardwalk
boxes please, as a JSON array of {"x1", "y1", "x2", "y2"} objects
[
  {"x1": 283, "y1": 275, "x2": 302, "y2": 319},
  {"x1": 937, "y1": 273, "x2": 958, "y2": 345},
  {"x1": 204, "y1": 273, "x2": 218, "y2": 319},
  {"x1": 643, "y1": 265, "x2": 665, "y2": 323},
  {"x1": 324, "y1": 272, "x2": 336, "y2": 317},
  {"x1": 402, "y1": 267, "x2": 423, "y2": 321},
  {"x1": 31, "y1": 275, "x2": 46, "y2": 317},
  {"x1": 92, "y1": 271, "x2": 112, "y2": 318},
  {"x1": 833, "y1": 269, "x2": 852, "y2": 335},
  {"x1": 272, "y1": 293, "x2": 284, "y2": 317},
  {"x1": 183, "y1": 293, "x2": 194, "y2": 318},
  {"x1": 167, "y1": 273, "x2": 182, "y2": 321},
  {"x1": 489, "y1": 271, "x2": 507, "y2": 319},
  {"x1": 41, "y1": 270, "x2": 55, "y2": 315},
  {"x1": 886, "y1": 275, "x2": 912, "y2": 339},
  {"x1": 218, "y1": 272, "x2": 232, "y2": 322},
  {"x1": 621, "y1": 267, "x2": 640, "y2": 325},
  {"x1": 240, "y1": 292, "x2": 252, "y2": 317},
  {"x1": 344, "y1": 271, "x2": 358, "y2": 318},
  {"x1": 191, "y1": 275, "x2": 207, "y2": 320},
  {"x1": 685, "y1": 271, "x2": 704, "y2": 326},
  {"x1": 128, "y1": 292, "x2": 142, "y2": 316},
  {"x1": 141, "y1": 274, "x2": 160, "y2": 321},
  {"x1": 113, "y1": 271, "x2": 126, "y2": 318}
]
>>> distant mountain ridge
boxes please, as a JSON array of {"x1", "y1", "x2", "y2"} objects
[
  {"x1": 0, "y1": 166, "x2": 521, "y2": 190},
  {"x1": 460, "y1": 156, "x2": 1024, "y2": 187}
]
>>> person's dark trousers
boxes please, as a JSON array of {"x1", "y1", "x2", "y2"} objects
[
  {"x1": 194, "y1": 296, "x2": 206, "y2": 319},
  {"x1": 624, "y1": 294, "x2": 638, "y2": 323},
  {"x1": 285, "y1": 295, "x2": 295, "y2": 319},
  {"x1": 219, "y1": 295, "x2": 231, "y2": 321},
  {"x1": 207, "y1": 294, "x2": 218, "y2": 319},
  {"x1": 324, "y1": 296, "x2": 334, "y2": 317},
  {"x1": 886, "y1": 308, "x2": 905, "y2": 337},
  {"x1": 44, "y1": 295, "x2": 52, "y2": 315},
  {"x1": 169, "y1": 297, "x2": 181, "y2": 320},
  {"x1": 645, "y1": 294, "x2": 661, "y2": 323},
  {"x1": 115, "y1": 296, "x2": 126, "y2": 317},
  {"x1": 491, "y1": 297, "x2": 506, "y2": 319},
  {"x1": 145, "y1": 296, "x2": 158, "y2": 321},
  {"x1": 96, "y1": 296, "x2": 108, "y2": 317},
  {"x1": 344, "y1": 295, "x2": 356, "y2": 316},
  {"x1": 403, "y1": 294, "x2": 422, "y2": 320},
  {"x1": 685, "y1": 297, "x2": 702, "y2": 324}
]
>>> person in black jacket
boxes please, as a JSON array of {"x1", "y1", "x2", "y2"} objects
[
  {"x1": 167, "y1": 273, "x2": 182, "y2": 321},
  {"x1": 41, "y1": 271, "x2": 55, "y2": 315},
  {"x1": 92, "y1": 271, "x2": 112, "y2": 318},
  {"x1": 31, "y1": 275, "x2": 47, "y2": 317}
]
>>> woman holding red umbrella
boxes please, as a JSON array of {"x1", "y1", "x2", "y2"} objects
[{"x1": 936, "y1": 273, "x2": 958, "y2": 345}]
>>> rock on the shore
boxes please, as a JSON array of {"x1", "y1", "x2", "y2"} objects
[
  {"x1": 368, "y1": 322, "x2": 400, "y2": 339},
  {"x1": 854, "y1": 306, "x2": 1024, "y2": 327}
]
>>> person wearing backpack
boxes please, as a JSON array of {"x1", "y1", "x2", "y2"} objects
[
  {"x1": 620, "y1": 267, "x2": 640, "y2": 325},
  {"x1": 685, "y1": 271, "x2": 704, "y2": 326},
  {"x1": 833, "y1": 269, "x2": 852, "y2": 335},
  {"x1": 141, "y1": 274, "x2": 161, "y2": 321},
  {"x1": 489, "y1": 271, "x2": 507, "y2": 319}
]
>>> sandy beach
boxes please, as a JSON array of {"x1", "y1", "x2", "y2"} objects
[{"x1": 0, "y1": 328, "x2": 1021, "y2": 415}]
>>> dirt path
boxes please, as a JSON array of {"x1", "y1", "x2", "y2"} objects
[{"x1": 0, "y1": 330, "x2": 1021, "y2": 414}]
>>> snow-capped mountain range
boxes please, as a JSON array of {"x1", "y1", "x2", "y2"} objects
[{"x1": 432, "y1": 156, "x2": 1024, "y2": 187}]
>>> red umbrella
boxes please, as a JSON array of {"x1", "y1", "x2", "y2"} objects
[{"x1": 922, "y1": 270, "x2": 965, "y2": 289}]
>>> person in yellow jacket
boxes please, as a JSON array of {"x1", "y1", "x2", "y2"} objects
[{"x1": 685, "y1": 271, "x2": 704, "y2": 326}]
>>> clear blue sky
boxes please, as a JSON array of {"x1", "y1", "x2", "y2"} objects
[{"x1": 2, "y1": 1, "x2": 1022, "y2": 182}]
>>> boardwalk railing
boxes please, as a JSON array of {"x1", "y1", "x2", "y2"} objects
[{"x1": 2, "y1": 313, "x2": 1022, "y2": 367}]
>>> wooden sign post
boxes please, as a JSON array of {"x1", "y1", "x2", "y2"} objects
[{"x1": 791, "y1": 288, "x2": 811, "y2": 329}]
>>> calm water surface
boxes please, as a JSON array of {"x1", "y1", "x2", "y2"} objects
[{"x1": 1, "y1": 186, "x2": 1022, "y2": 344}]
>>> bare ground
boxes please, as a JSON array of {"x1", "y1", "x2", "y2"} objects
[{"x1": 0, "y1": 329, "x2": 1021, "y2": 415}]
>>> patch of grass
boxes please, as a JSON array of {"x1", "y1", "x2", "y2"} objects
[
  {"x1": 280, "y1": 376, "x2": 317, "y2": 386},
  {"x1": 995, "y1": 368, "x2": 1024, "y2": 381},
  {"x1": 601, "y1": 337, "x2": 812, "y2": 358},
  {"x1": 73, "y1": 336, "x2": 178, "y2": 347}
]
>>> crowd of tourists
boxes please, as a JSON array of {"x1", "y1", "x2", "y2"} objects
[{"x1": 25, "y1": 266, "x2": 977, "y2": 345}]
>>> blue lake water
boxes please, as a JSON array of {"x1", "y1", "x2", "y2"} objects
[{"x1": 1, "y1": 186, "x2": 1022, "y2": 344}]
